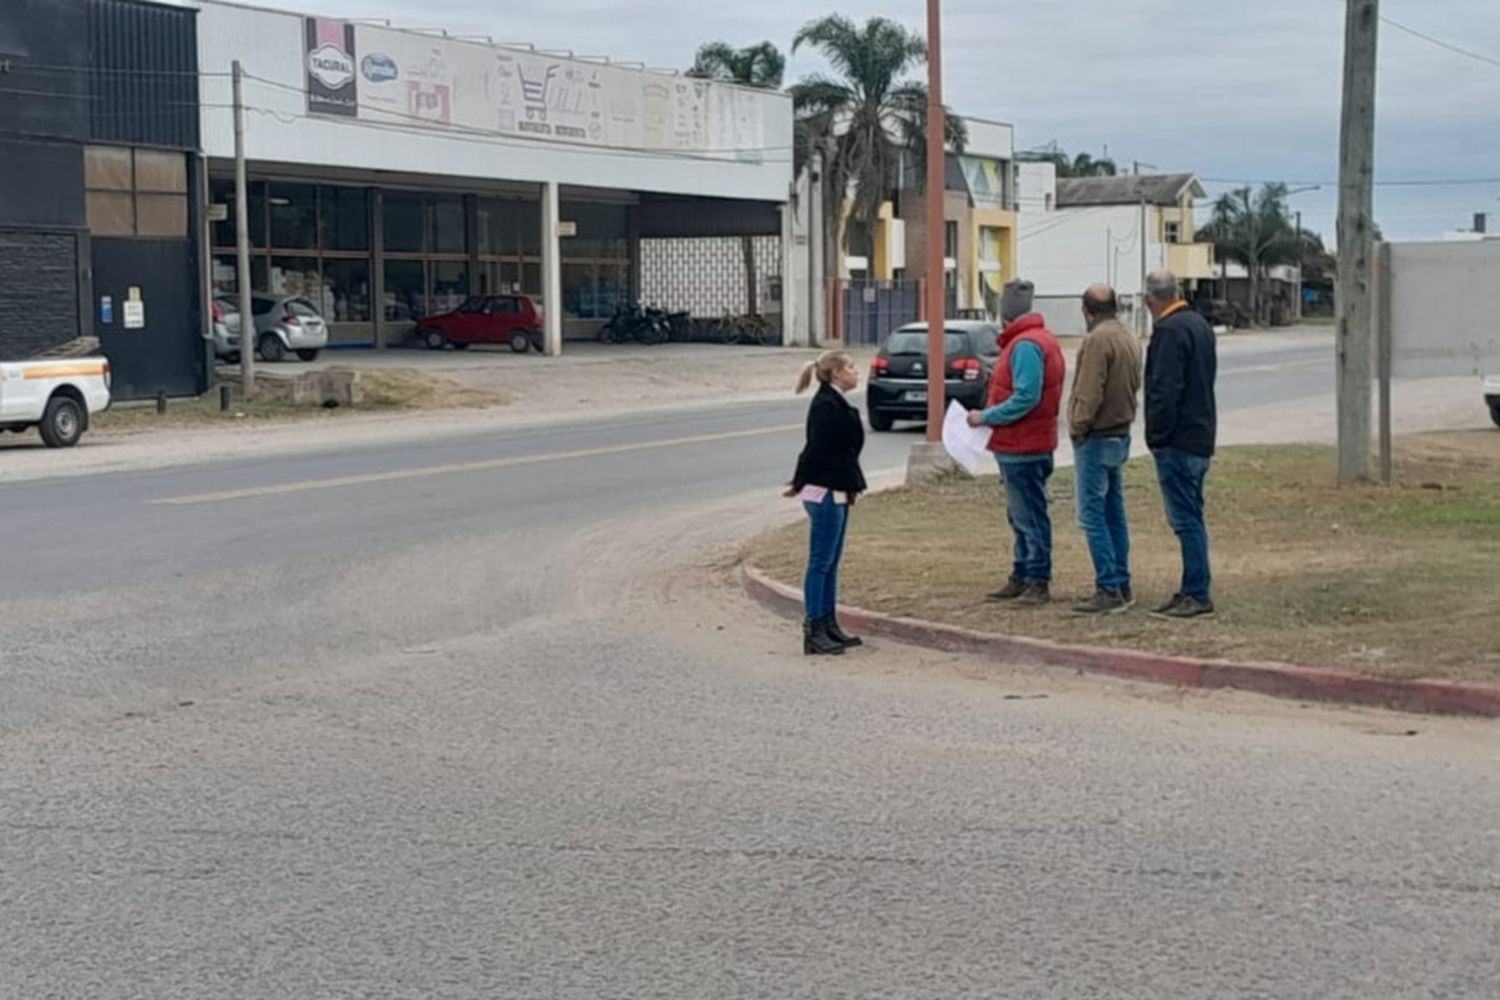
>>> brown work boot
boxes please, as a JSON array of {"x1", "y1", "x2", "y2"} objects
[
  {"x1": 1012, "y1": 582, "x2": 1051, "y2": 607},
  {"x1": 987, "y1": 578, "x2": 1028, "y2": 602}
]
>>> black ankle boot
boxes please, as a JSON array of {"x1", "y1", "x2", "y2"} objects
[
  {"x1": 823, "y1": 616, "x2": 863, "y2": 648},
  {"x1": 803, "y1": 618, "x2": 846, "y2": 656}
]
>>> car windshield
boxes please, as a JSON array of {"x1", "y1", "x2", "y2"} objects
[{"x1": 885, "y1": 331, "x2": 968, "y2": 356}]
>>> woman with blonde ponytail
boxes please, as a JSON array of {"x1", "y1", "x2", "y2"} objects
[{"x1": 784, "y1": 350, "x2": 867, "y2": 655}]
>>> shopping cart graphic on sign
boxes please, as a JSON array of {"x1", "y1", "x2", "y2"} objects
[{"x1": 519, "y1": 64, "x2": 557, "y2": 122}]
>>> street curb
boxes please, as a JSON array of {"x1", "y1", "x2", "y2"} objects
[{"x1": 740, "y1": 564, "x2": 1500, "y2": 719}]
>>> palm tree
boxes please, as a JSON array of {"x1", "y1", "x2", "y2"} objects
[
  {"x1": 1066, "y1": 152, "x2": 1118, "y2": 178},
  {"x1": 687, "y1": 40, "x2": 786, "y2": 315},
  {"x1": 1197, "y1": 183, "x2": 1301, "y2": 325},
  {"x1": 789, "y1": 14, "x2": 966, "y2": 278},
  {"x1": 688, "y1": 41, "x2": 786, "y2": 89}
]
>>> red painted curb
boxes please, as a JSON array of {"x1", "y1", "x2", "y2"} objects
[{"x1": 741, "y1": 564, "x2": 1500, "y2": 719}]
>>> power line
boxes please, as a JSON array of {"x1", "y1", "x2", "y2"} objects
[
  {"x1": 1200, "y1": 175, "x2": 1500, "y2": 188},
  {"x1": 1381, "y1": 13, "x2": 1500, "y2": 70}
]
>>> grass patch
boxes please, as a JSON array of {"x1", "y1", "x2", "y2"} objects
[
  {"x1": 743, "y1": 430, "x2": 1500, "y2": 683},
  {"x1": 95, "y1": 369, "x2": 504, "y2": 433}
]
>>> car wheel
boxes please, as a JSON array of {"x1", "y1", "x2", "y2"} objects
[
  {"x1": 296, "y1": 349, "x2": 320, "y2": 362},
  {"x1": 869, "y1": 410, "x2": 895, "y2": 432},
  {"x1": 422, "y1": 327, "x2": 447, "y2": 351},
  {"x1": 257, "y1": 334, "x2": 287, "y2": 363},
  {"x1": 509, "y1": 330, "x2": 531, "y2": 354},
  {"x1": 39, "y1": 395, "x2": 85, "y2": 448}
]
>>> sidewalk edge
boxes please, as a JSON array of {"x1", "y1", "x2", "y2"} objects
[{"x1": 740, "y1": 564, "x2": 1500, "y2": 718}]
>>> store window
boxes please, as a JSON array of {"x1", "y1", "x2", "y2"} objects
[
  {"x1": 383, "y1": 192, "x2": 425, "y2": 253},
  {"x1": 209, "y1": 177, "x2": 268, "y2": 249},
  {"x1": 323, "y1": 259, "x2": 372, "y2": 322},
  {"x1": 477, "y1": 259, "x2": 521, "y2": 295},
  {"x1": 269, "y1": 256, "x2": 321, "y2": 305},
  {"x1": 478, "y1": 198, "x2": 521, "y2": 255},
  {"x1": 269, "y1": 183, "x2": 317, "y2": 249},
  {"x1": 383, "y1": 259, "x2": 425, "y2": 322},
  {"x1": 211, "y1": 254, "x2": 268, "y2": 296},
  {"x1": 320, "y1": 186, "x2": 369, "y2": 251},
  {"x1": 428, "y1": 196, "x2": 467, "y2": 254},
  {"x1": 430, "y1": 260, "x2": 470, "y2": 314}
]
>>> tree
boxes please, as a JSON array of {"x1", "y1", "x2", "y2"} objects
[
  {"x1": 1197, "y1": 183, "x2": 1302, "y2": 325},
  {"x1": 687, "y1": 40, "x2": 786, "y2": 314},
  {"x1": 789, "y1": 14, "x2": 966, "y2": 278},
  {"x1": 1027, "y1": 147, "x2": 1118, "y2": 178}
]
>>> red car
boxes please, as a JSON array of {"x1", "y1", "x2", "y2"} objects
[{"x1": 417, "y1": 295, "x2": 543, "y2": 353}]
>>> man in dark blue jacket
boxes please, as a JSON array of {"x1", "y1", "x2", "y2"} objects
[{"x1": 1143, "y1": 270, "x2": 1218, "y2": 619}]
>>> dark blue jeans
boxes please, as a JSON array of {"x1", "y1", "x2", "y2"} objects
[
  {"x1": 802, "y1": 493, "x2": 850, "y2": 620},
  {"x1": 1154, "y1": 447, "x2": 1213, "y2": 602},
  {"x1": 1074, "y1": 435, "x2": 1132, "y2": 593},
  {"x1": 998, "y1": 455, "x2": 1054, "y2": 584}
]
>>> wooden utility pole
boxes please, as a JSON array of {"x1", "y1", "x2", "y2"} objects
[
  {"x1": 232, "y1": 59, "x2": 255, "y2": 396},
  {"x1": 1336, "y1": 0, "x2": 1379, "y2": 483},
  {"x1": 923, "y1": 0, "x2": 946, "y2": 441}
]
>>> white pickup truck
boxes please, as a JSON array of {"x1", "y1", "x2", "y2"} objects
[{"x1": 0, "y1": 358, "x2": 112, "y2": 448}]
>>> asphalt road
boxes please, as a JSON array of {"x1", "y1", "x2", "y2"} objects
[{"x1": 4, "y1": 337, "x2": 1496, "y2": 999}]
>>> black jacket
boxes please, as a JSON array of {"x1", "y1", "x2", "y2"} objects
[
  {"x1": 1145, "y1": 306, "x2": 1217, "y2": 457},
  {"x1": 792, "y1": 383, "x2": 868, "y2": 494}
]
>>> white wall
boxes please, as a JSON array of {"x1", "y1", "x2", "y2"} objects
[
  {"x1": 1018, "y1": 205, "x2": 1167, "y2": 300},
  {"x1": 191, "y1": 1, "x2": 792, "y2": 203},
  {"x1": 1017, "y1": 161, "x2": 1056, "y2": 213}
]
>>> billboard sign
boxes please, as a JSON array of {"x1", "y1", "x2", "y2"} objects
[
  {"x1": 302, "y1": 22, "x2": 767, "y2": 157},
  {"x1": 304, "y1": 18, "x2": 357, "y2": 118}
]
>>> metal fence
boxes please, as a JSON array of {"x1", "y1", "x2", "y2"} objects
[{"x1": 838, "y1": 279, "x2": 958, "y2": 346}]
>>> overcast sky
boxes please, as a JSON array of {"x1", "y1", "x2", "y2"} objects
[{"x1": 299, "y1": 0, "x2": 1500, "y2": 242}]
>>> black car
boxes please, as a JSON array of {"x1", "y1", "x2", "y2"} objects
[{"x1": 866, "y1": 321, "x2": 1000, "y2": 431}]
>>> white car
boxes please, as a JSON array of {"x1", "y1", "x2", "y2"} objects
[
  {"x1": 0, "y1": 358, "x2": 112, "y2": 448},
  {"x1": 1485, "y1": 374, "x2": 1500, "y2": 428},
  {"x1": 211, "y1": 294, "x2": 327, "y2": 363}
]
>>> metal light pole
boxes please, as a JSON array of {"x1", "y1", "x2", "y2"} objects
[{"x1": 923, "y1": 0, "x2": 946, "y2": 441}]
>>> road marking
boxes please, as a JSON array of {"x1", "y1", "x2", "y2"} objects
[{"x1": 152, "y1": 423, "x2": 803, "y2": 506}]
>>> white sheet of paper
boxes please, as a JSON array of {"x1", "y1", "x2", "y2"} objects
[{"x1": 941, "y1": 400, "x2": 992, "y2": 474}]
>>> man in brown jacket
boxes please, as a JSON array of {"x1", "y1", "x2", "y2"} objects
[{"x1": 1068, "y1": 284, "x2": 1143, "y2": 614}]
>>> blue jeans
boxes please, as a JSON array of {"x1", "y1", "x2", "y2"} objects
[
  {"x1": 1074, "y1": 435, "x2": 1132, "y2": 593},
  {"x1": 802, "y1": 493, "x2": 850, "y2": 619},
  {"x1": 1154, "y1": 448, "x2": 1212, "y2": 602},
  {"x1": 998, "y1": 455, "x2": 1054, "y2": 583}
]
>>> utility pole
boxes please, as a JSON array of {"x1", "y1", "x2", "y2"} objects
[
  {"x1": 1294, "y1": 210, "x2": 1304, "y2": 322},
  {"x1": 232, "y1": 59, "x2": 255, "y2": 396},
  {"x1": 922, "y1": 0, "x2": 946, "y2": 442},
  {"x1": 1336, "y1": 0, "x2": 1378, "y2": 484}
]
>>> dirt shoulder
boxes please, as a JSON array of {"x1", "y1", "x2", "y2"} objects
[{"x1": 743, "y1": 431, "x2": 1500, "y2": 683}]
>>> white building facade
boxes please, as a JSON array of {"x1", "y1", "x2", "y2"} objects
[{"x1": 188, "y1": 0, "x2": 799, "y2": 350}]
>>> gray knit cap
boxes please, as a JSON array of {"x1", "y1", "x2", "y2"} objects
[{"x1": 1000, "y1": 279, "x2": 1035, "y2": 323}]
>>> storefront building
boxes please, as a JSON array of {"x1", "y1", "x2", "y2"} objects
[{"x1": 192, "y1": 0, "x2": 796, "y2": 350}]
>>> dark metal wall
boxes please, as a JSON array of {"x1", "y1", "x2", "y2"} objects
[
  {"x1": 635, "y1": 195, "x2": 780, "y2": 239},
  {"x1": 87, "y1": 0, "x2": 199, "y2": 150},
  {"x1": 0, "y1": 0, "x2": 204, "y2": 392}
]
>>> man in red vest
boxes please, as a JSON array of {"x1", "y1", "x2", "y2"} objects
[{"x1": 967, "y1": 279, "x2": 1068, "y2": 606}]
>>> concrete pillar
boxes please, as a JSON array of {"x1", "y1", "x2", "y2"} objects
[
  {"x1": 779, "y1": 202, "x2": 798, "y2": 347},
  {"x1": 540, "y1": 180, "x2": 562, "y2": 357}
]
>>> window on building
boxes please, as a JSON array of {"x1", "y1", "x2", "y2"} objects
[
  {"x1": 430, "y1": 260, "x2": 470, "y2": 314},
  {"x1": 322, "y1": 259, "x2": 371, "y2": 322},
  {"x1": 319, "y1": 186, "x2": 369, "y2": 251},
  {"x1": 85, "y1": 146, "x2": 188, "y2": 238},
  {"x1": 1164, "y1": 220, "x2": 1182, "y2": 243},
  {"x1": 428, "y1": 196, "x2": 468, "y2": 254},
  {"x1": 944, "y1": 220, "x2": 959, "y2": 259},
  {"x1": 382, "y1": 192, "x2": 425, "y2": 253},
  {"x1": 269, "y1": 183, "x2": 318, "y2": 249},
  {"x1": 383, "y1": 259, "x2": 425, "y2": 322}
]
